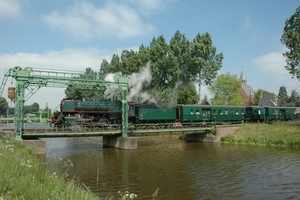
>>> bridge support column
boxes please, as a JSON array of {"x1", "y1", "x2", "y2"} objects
[
  {"x1": 184, "y1": 125, "x2": 241, "y2": 142},
  {"x1": 103, "y1": 136, "x2": 137, "y2": 149}
]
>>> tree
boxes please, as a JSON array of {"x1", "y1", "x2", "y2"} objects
[
  {"x1": 281, "y1": 6, "x2": 300, "y2": 80},
  {"x1": 201, "y1": 94, "x2": 210, "y2": 105},
  {"x1": 209, "y1": 73, "x2": 242, "y2": 105},
  {"x1": 41, "y1": 107, "x2": 51, "y2": 119},
  {"x1": 120, "y1": 49, "x2": 141, "y2": 75},
  {"x1": 278, "y1": 85, "x2": 289, "y2": 106},
  {"x1": 24, "y1": 102, "x2": 40, "y2": 114},
  {"x1": 177, "y1": 83, "x2": 199, "y2": 105},
  {"x1": 0, "y1": 97, "x2": 9, "y2": 116},
  {"x1": 65, "y1": 67, "x2": 103, "y2": 100},
  {"x1": 99, "y1": 59, "x2": 111, "y2": 74},
  {"x1": 149, "y1": 35, "x2": 170, "y2": 90},
  {"x1": 190, "y1": 32, "x2": 224, "y2": 104},
  {"x1": 289, "y1": 89, "x2": 300, "y2": 106},
  {"x1": 96, "y1": 30, "x2": 223, "y2": 105}
]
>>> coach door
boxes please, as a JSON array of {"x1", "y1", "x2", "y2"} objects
[
  {"x1": 202, "y1": 108, "x2": 211, "y2": 121},
  {"x1": 279, "y1": 109, "x2": 286, "y2": 120}
]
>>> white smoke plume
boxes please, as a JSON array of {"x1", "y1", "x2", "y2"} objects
[
  {"x1": 104, "y1": 72, "x2": 122, "y2": 99},
  {"x1": 127, "y1": 62, "x2": 155, "y2": 103},
  {"x1": 102, "y1": 63, "x2": 155, "y2": 103}
]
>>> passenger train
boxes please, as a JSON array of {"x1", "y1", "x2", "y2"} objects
[{"x1": 51, "y1": 98, "x2": 297, "y2": 127}]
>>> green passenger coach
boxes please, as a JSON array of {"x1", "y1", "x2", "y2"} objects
[
  {"x1": 265, "y1": 107, "x2": 296, "y2": 121},
  {"x1": 178, "y1": 105, "x2": 246, "y2": 123},
  {"x1": 245, "y1": 106, "x2": 266, "y2": 122}
]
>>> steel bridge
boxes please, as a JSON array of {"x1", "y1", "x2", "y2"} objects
[
  {"x1": 0, "y1": 121, "x2": 214, "y2": 139},
  {"x1": 0, "y1": 66, "x2": 130, "y2": 140}
]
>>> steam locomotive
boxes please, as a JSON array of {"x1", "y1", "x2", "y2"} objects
[{"x1": 51, "y1": 98, "x2": 297, "y2": 128}]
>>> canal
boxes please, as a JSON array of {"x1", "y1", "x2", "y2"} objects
[{"x1": 43, "y1": 136, "x2": 300, "y2": 199}]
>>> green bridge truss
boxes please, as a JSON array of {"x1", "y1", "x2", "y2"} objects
[{"x1": 0, "y1": 66, "x2": 130, "y2": 140}]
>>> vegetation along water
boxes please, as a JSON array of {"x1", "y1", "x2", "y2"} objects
[
  {"x1": 221, "y1": 121, "x2": 300, "y2": 147},
  {"x1": 0, "y1": 134, "x2": 99, "y2": 200}
]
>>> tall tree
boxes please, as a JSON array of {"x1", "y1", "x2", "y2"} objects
[
  {"x1": 120, "y1": 50, "x2": 141, "y2": 75},
  {"x1": 137, "y1": 44, "x2": 150, "y2": 68},
  {"x1": 65, "y1": 67, "x2": 102, "y2": 100},
  {"x1": 0, "y1": 97, "x2": 9, "y2": 116},
  {"x1": 166, "y1": 31, "x2": 192, "y2": 105},
  {"x1": 278, "y1": 85, "x2": 289, "y2": 106},
  {"x1": 177, "y1": 83, "x2": 199, "y2": 105},
  {"x1": 201, "y1": 94, "x2": 210, "y2": 105},
  {"x1": 168, "y1": 31, "x2": 192, "y2": 85},
  {"x1": 149, "y1": 35, "x2": 170, "y2": 90},
  {"x1": 289, "y1": 89, "x2": 300, "y2": 106},
  {"x1": 191, "y1": 32, "x2": 224, "y2": 104},
  {"x1": 281, "y1": 6, "x2": 300, "y2": 80},
  {"x1": 99, "y1": 59, "x2": 111, "y2": 75},
  {"x1": 109, "y1": 54, "x2": 123, "y2": 73},
  {"x1": 209, "y1": 73, "x2": 242, "y2": 105}
]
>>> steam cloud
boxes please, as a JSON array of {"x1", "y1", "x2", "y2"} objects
[
  {"x1": 128, "y1": 62, "x2": 156, "y2": 103},
  {"x1": 104, "y1": 72, "x2": 122, "y2": 99},
  {"x1": 103, "y1": 63, "x2": 155, "y2": 103}
]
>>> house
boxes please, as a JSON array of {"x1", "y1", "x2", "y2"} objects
[
  {"x1": 239, "y1": 70, "x2": 255, "y2": 106},
  {"x1": 258, "y1": 93, "x2": 278, "y2": 106}
]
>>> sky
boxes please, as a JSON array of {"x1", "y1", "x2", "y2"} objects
[{"x1": 0, "y1": 0, "x2": 299, "y2": 110}]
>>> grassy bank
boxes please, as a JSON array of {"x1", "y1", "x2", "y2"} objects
[
  {"x1": 221, "y1": 121, "x2": 300, "y2": 147},
  {"x1": 0, "y1": 135, "x2": 100, "y2": 200}
]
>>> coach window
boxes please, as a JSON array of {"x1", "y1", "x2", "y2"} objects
[
  {"x1": 241, "y1": 110, "x2": 244, "y2": 115},
  {"x1": 225, "y1": 110, "x2": 228, "y2": 115},
  {"x1": 219, "y1": 110, "x2": 223, "y2": 115},
  {"x1": 196, "y1": 109, "x2": 200, "y2": 115},
  {"x1": 191, "y1": 109, "x2": 194, "y2": 115},
  {"x1": 236, "y1": 110, "x2": 239, "y2": 115},
  {"x1": 254, "y1": 110, "x2": 257, "y2": 115},
  {"x1": 230, "y1": 110, "x2": 234, "y2": 115},
  {"x1": 213, "y1": 110, "x2": 216, "y2": 115}
]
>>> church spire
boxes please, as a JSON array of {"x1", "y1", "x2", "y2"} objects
[{"x1": 240, "y1": 70, "x2": 247, "y2": 84}]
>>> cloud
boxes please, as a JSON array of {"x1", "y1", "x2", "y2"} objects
[
  {"x1": 125, "y1": 0, "x2": 173, "y2": 15},
  {"x1": 252, "y1": 50, "x2": 299, "y2": 93},
  {"x1": 41, "y1": 1, "x2": 155, "y2": 40},
  {"x1": 0, "y1": 48, "x2": 113, "y2": 71},
  {"x1": 242, "y1": 15, "x2": 252, "y2": 30},
  {"x1": 252, "y1": 51, "x2": 286, "y2": 76},
  {"x1": 0, "y1": 48, "x2": 118, "y2": 109},
  {"x1": 0, "y1": 0, "x2": 22, "y2": 19}
]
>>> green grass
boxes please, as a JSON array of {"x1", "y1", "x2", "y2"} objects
[
  {"x1": 221, "y1": 121, "x2": 300, "y2": 147},
  {"x1": 0, "y1": 135, "x2": 100, "y2": 200}
]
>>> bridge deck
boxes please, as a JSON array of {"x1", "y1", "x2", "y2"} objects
[{"x1": 1, "y1": 121, "x2": 242, "y2": 138}]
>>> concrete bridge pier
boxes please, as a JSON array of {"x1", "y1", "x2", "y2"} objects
[
  {"x1": 103, "y1": 136, "x2": 137, "y2": 149},
  {"x1": 184, "y1": 125, "x2": 241, "y2": 142}
]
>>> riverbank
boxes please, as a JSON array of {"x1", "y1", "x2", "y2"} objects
[
  {"x1": 0, "y1": 135, "x2": 100, "y2": 200},
  {"x1": 221, "y1": 121, "x2": 300, "y2": 147}
]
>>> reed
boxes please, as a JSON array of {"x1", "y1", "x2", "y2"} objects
[
  {"x1": 221, "y1": 121, "x2": 300, "y2": 147},
  {"x1": 0, "y1": 135, "x2": 99, "y2": 200}
]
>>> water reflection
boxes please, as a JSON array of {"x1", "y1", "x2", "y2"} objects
[{"x1": 44, "y1": 136, "x2": 300, "y2": 199}]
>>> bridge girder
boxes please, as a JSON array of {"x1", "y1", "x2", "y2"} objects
[{"x1": 0, "y1": 66, "x2": 130, "y2": 139}]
